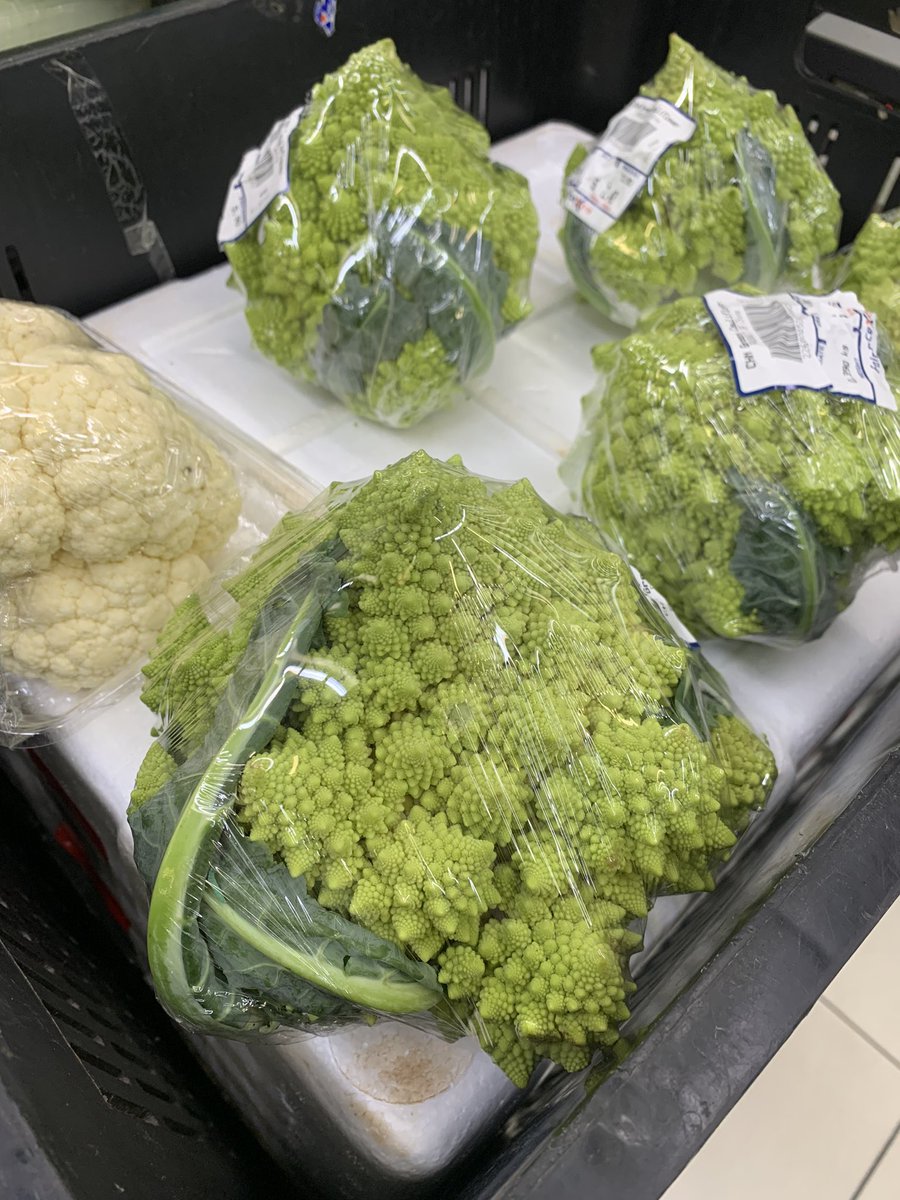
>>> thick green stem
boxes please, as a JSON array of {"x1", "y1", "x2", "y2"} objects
[
  {"x1": 203, "y1": 892, "x2": 440, "y2": 1014},
  {"x1": 147, "y1": 581, "x2": 334, "y2": 1028}
]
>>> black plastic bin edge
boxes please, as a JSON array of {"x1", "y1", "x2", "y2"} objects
[
  {"x1": 0, "y1": 0, "x2": 898, "y2": 317},
  {"x1": 0, "y1": 0, "x2": 561, "y2": 316},
  {"x1": 0, "y1": 783, "x2": 296, "y2": 1200}
]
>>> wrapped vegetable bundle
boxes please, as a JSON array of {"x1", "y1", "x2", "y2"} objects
[
  {"x1": 561, "y1": 35, "x2": 841, "y2": 328},
  {"x1": 0, "y1": 300, "x2": 240, "y2": 732},
  {"x1": 563, "y1": 293, "x2": 900, "y2": 644},
  {"x1": 841, "y1": 209, "x2": 900, "y2": 351},
  {"x1": 130, "y1": 452, "x2": 775, "y2": 1087},
  {"x1": 221, "y1": 40, "x2": 539, "y2": 428}
]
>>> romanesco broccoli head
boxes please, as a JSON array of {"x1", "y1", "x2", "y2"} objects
[
  {"x1": 561, "y1": 34, "x2": 841, "y2": 327},
  {"x1": 136, "y1": 451, "x2": 775, "y2": 1085},
  {"x1": 224, "y1": 40, "x2": 538, "y2": 427},
  {"x1": 841, "y1": 209, "x2": 900, "y2": 353},
  {"x1": 563, "y1": 296, "x2": 900, "y2": 642}
]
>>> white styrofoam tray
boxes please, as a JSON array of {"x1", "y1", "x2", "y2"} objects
[{"x1": 9, "y1": 121, "x2": 900, "y2": 1181}]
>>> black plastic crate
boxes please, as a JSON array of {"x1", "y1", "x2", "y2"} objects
[
  {"x1": 0, "y1": 0, "x2": 897, "y2": 315},
  {"x1": 0, "y1": 786, "x2": 293, "y2": 1200},
  {"x1": 0, "y1": 3, "x2": 899, "y2": 1198}
]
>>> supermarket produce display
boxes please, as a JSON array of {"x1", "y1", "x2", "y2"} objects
[
  {"x1": 30, "y1": 121, "x2": 893, "y2": 1191},
  {"x1": 222, "y1": 40, "x2": 539, "y2": 428},
  {"x1": 561, "y1": 34, "x2": 841, "y2": 327},
  {"x1": 562, "y1": 293, "x2": 900, "y2": 644},
  {"x1": 0, "y1": 3, "x2": 898, "y2": 1197},
  {"x1": 129, "y1": 451, "x2": 774, "y2": 1085}
]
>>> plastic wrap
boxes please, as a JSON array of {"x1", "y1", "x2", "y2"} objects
[
  {"x1": 129, "y1": 451, "x2": 775, "y2": 1088},
  {"x1": 0, "y1": 299, "x2": 315, "y2": 745},
  {"x1": 562, "y1": 292, "x2": 900, "y2": 645},
  {"x1": 840, "y1": 209, "x2": 900, "y2": 352},
  {"x1": 560, "y1": 34, "x2": 841, "y2": 328},
  {"x1": 219, "y1": 39, "x2": 539, "y2": 429}
]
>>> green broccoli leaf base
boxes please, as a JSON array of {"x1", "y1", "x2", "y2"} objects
[{"x1": 729, "y1": 473, "x2": 846, "y2": 641}]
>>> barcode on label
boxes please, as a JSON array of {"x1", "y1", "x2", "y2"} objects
[
  {"x1": 610, "y1": 115, "x2": 656, "y2": 149},
  {"x1": 247, "y1": 148, "x2": 275, "y2": 186},
  {"x1": 704, "y1": 288, "x2": 897, "y2": 410},
  {"x1": 743, "y1": 299, "x2": 803, "y2": 362}
]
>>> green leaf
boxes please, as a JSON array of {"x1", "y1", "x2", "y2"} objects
[
  {"x1": 561, "y1": 215, "x2": 616, "y2": 319},
  {"x1": 735, "y1": 130, "x2": 788, "y2": 293},
  {"x1": 311, "y1": 214, "x2": 506, "y2": 401},
  {"x1": 728, "y1": 472, "x2": 846, "y2": 640},
  {"x1": 203, "y1": 835, "x2": 441, "y2": 1021},
  {"x1": 672, "y1": 650, "x2": 734, "y2": 738},
  {"x1": 130, "y1": 538, "x2": 442, "y2": 1034}
]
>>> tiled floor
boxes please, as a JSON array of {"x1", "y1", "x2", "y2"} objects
[{"x1": 662, "y1": 896, "x2": 900, "y2": 1200}]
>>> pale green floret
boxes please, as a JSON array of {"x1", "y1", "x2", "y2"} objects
[
  {"x1": 842, "y1": 209, "x2": 900, "y2": 352},
  {"x1": 131, "y1": 740, "x2": 178, "y2": 810},
  {"x1": 226, "y1": 40, "x2": 539, "y2": 426},
  {"x1": 475, "y1": 891, "x2": 639, "y2": 1049},
  {"x1": 711, "y1": 715, "x2": 780, "y2": 835},
  {"x1": 565, "y1": 297, "x2": 900, "y2": 642},
  {"x1": 350, "y1": 808, "x2": 499, "y2": 961},
  {"x1": 135, "y1": 451, "x2": 775, "y2": 1085},
  {"x1": 437, "y1": 943, "x2": 486, "y2": 1000},
  {"x1": 345, "y1": 331, "x2": 460, "y2": 427},
  {"x1": 561, "y1": 34, "x2": 841, "y2": 326}
]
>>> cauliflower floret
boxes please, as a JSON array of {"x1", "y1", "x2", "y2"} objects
[
  {"x1": 0, "y1": 302, "x2": 94, "y2": 360},
  {"x1": 0, "y1": 549, "x2": 210, "y2": 689},
  {"x1": 17, "y1": 352, "x2": 238, "y2": 563},
  {"x1": 189, "y1": 441, "x2": 244, "y2": 559},
  {"x1": 0, "y1": 453, "x2": 66, "y2": 579}
]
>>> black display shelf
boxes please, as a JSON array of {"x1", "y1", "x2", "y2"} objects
[
  {"x1": 0, "y1": 0, "x2": 896, "y2": 315},
  {"x1": 0, "y1": 785, "x2": 293, "y2": 1200}
]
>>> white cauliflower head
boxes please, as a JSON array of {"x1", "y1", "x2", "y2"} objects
[
  {"x1": 1, "y1": 313, "x2": 241, "y2": 576},
  {"x1": 0, "y1": 299, "x2": 243, "y2": 697},
  {"x1": 0, "y1": 301, "x2": 95, "y2": 361}
]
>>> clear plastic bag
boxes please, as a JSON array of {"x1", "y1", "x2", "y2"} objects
[
  {"x1": 219, "y1": 39, "x2": 539, "y2": 429},
  {"x1": 0, "y1": 299, "x2": 315, "y2": 745},
  {"x1": 561, "y1": 35, "x2": 841, "y2": 328},
  {"x1": 129, "y1": 451, "x2": 775, "y2": 1087},
  {"x1": 562, "y1": 293, "x2": 900, "y2": 645}
]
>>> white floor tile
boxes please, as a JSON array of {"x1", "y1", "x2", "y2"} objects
[
  {"x1": 825, "y1": 896, "x2": 900, "y2": 1066},
  {"x1": 859, "y1": 1127, "x2": 900, "y2": 1200},
  {"x1": 661, "y1": 1003, "x2": 900, "y2": 1200}
]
